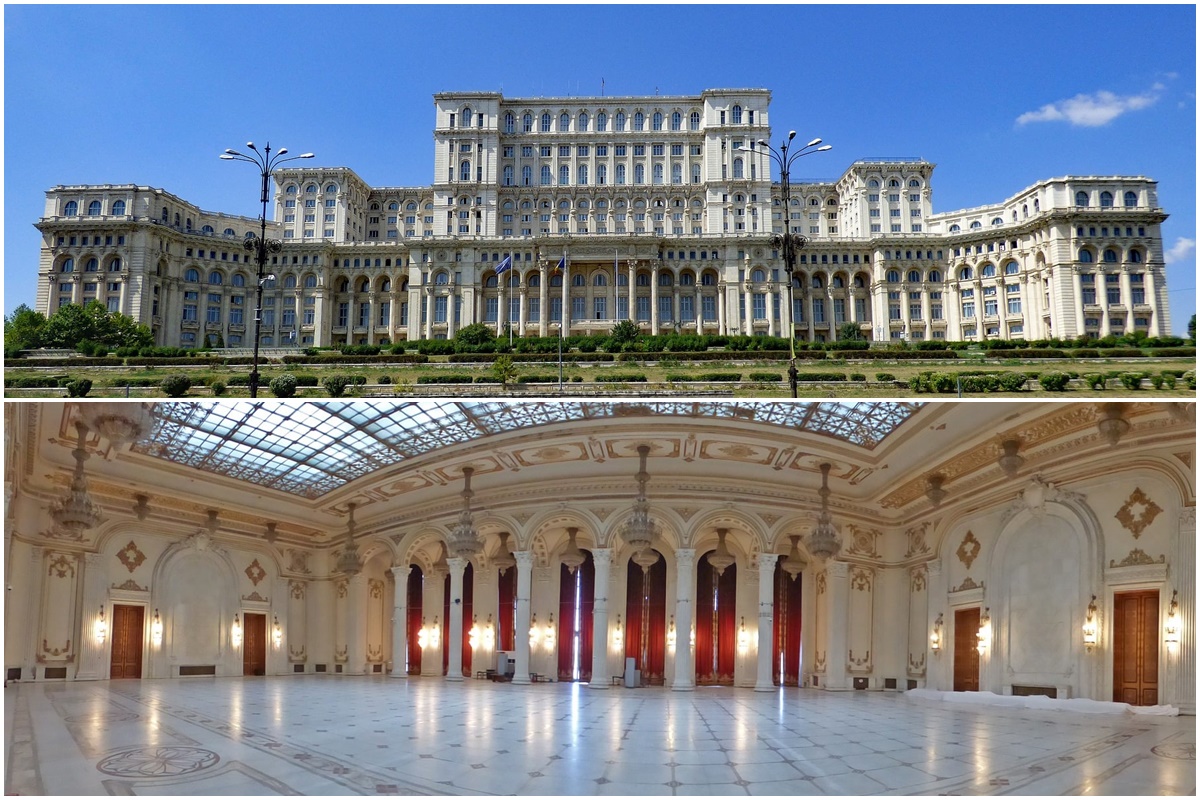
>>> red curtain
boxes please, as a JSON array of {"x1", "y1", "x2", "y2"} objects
[
  {"x1": 442, "y1": 564, "x2": 474, "y2": 676},
  {"x1": 643, "y1": 554, "x2": 666, "y2": 685},
  {"x1": 780, "y1": 565, "x2": 802, "y2": 686},
  {"x1": 578, "y1": 552, "x2": 595, "y2": 682},
  {"x1": 497, "y1": 567, "x2": 516, "y2": 651},
  {"x1": 624, "y1": 558, "x2": 644, "y2": 671},
  {"x1": 716, "y1": 563, "x2": 737, "y2": 684},
  {"x1": 558, "y1": 564, "x2": 576, "y2": 681},
  {"x1": 772, "y1": 563, "x2": 783, "y2": 686},
  {"x1": 695, "y1": 555, "x2": 715, "y2": 684},
  {"x1": 406, "y1": 566, "x2": 423, "y2": 675}
]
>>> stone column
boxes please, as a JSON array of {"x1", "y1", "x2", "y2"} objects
[
  {"x1": 651, "y1": 265, "x2": 660, "y2": 331},
  {"x1": 519, "y1": 286, "x2": 528, "y2": 335},
  {"x1": 512, "y1": 550, "x2": 534, "y2": 685},
  {"x1": 672, "y1": 548, "x2": 696, "y2": 691},
  {"x1": 822, "y1": 560, "x2": 850, "y2": 690},
  {"x1": 446, "y1": 557, "x2": 466, "y2": 681},
  {"x1": 367, "y1": 290, "x2": 378, "y2": 345},
  {"x1": 497, "y1": 282, "x2": 507, "y2": 337},
  {"x1": 74, "y1": 553, "x2": 108, "y2": 681},
  {"x1": 926, "y1": 559, "x2": 947, "y2": 691},
  {"x1": 423, "y1": 288, "x2": 434, "y2": 340},
  {"x1": 589, "y1": 549, "x2": 612, "y2": 689},
  {"x1": 1174, "y1": 508, "x2": 1196, "y2": 714},
  {"x1": 539, "y1": 263, "x2": 550, "y2": 336},
  {"x1": 389, "y1": 565, "x2": 408, "y2": 678},
  {"x1": 742, "y1": 284, "x2": 752, "y2": 335},
  {"x1": 755, "y1": 553, "x2": 778, "y2": 691},
  {"x1": 766, "y1": 289, "x2": 776, "y2": 337},
  {"x1": 717, "y1": 284, "x2": 726, "y2": 334},
  {"x1": 421, "y1": 571, "x2": 445, "y2": 676},
  {"x1": 346, "y1": 574, "x2": 369, "y2": 675},
  {"x1": 446, "y1": 291, "x2": 458, "y2": 339},
  {"x1": 627, "y1": 262, "x2": 637, "y2": 323},
  {"x1": 561, "y1": 265, "x2": 570, "y2": 336},
  {"x1": 1119, "y1": 268, "x2": 1134, "y2": 331}
]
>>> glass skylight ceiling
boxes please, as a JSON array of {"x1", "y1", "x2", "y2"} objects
[{"x1": 133, "y1": 402, "x2": 922, "y2": 499}]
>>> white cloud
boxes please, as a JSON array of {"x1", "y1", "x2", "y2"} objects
[
  {"x1": 1016, "y1": 87, "x2": 1161, "y2": 127},
  {"x1": 1164, "y1": 237, "x2": 1195, "y2": 264}
]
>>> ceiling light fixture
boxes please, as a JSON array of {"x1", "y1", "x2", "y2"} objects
[
  {"x1": 619, "y1": 445, "x2": 660, "y2": 555},
  {"x1": 446, "y1": 467, "x2": 482, "y2": 558},
  {"x1": 925, "y1": 474, "x2": 947, "y2": 507},
  {"x1": 997, "y1": 438, "x2": 1024, "y2": 478},
  {"x1": 1097, "y1": 403, "x2": 1130, "y2": 446},
  {"x1": 806, "y1": 463, "x2": 843, "y2": 561},
  {"x1": 49, "y1": 421, "x2": 103, "y2": 539},
  {"x1": 560, "y1": 527, "x2": 586, "y2": 574}
]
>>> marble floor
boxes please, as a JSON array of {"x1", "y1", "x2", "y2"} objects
[{"x1": 4, "y1": 676, "x2": 1195, "y2": 796}]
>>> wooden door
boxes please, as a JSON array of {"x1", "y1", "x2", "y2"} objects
[
  {"x1": 243, "y1": 613, "x2": 267, "y2": 676},
  {"x1": 109, "y1": 605, "x2": 144, "y2": 679},
  {"x1": 1113, "y1": 590, "x2": 1159, "y2": 705},
  {"x1": 953, "y1": 607, "x2": 980, "y2": 692}
]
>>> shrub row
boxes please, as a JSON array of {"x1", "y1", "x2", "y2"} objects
[
  {"x1": 282, "y1": 354, "x2": 429, "y2": 365},
  {"x1": 594, "y1": 373, "x2": 648, "y2": 382},
  {"x1": 447, "y1": 352, "x2": 615, "y2": 363}
]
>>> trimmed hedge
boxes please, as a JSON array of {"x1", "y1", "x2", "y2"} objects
[
  {"x1": 281, "y1": 354, "x2": 429, "y2": 364},
  {"x1": 594, "y1": 373, "x2": 647, "y2": 382},
  {"x1": 985, "y1": 349, "x2": 1068, "y2": 359},
  {"x1": 448, "y1": 352, "x2": 615, "y2": 363},
  {"x1": 416, "y1": 374, "x2": 475, "y2": 384},
  {"x1": 1038, "y1": 372, "x2": 1071, "y2": 391},
  {"x1": 748, "y1": 372, "x2": 783, "y2": 382},
  {"x1": 795, "y1": 372, "x2": 848, "y2": 382},
  {"x1": 697, "y1": 372, "x2": 742, "y2": 382}
]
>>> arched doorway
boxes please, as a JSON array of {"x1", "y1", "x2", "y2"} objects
[
  {"x1": 557, "y1": 551, "x2": 595, "y2": 681},
  {"x1": 625, "y1": 549, "x2": 667, "y2": 685},
  {"x1": 405, "y1": 565, "x2": 423, "y2": 675},
  {"x1": 773, "y1": 560, "x2": 803, "y2": 686},
  {"x1": 696, "y1": 551, "x2": 736, "y2": 685}
]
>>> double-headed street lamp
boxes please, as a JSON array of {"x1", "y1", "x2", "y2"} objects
[
  {"x1": 735, "y1": 133, "x2": 831, "y2": 398},
  {"x1": 220, "y1": 142, "x2": 314, "y2": 398}
]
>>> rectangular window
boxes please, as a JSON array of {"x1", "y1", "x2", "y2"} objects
[
  {"x1": 812, "y1": 298, "x2": 825, "y2": 323},
  {"x1": 484, "y1": 297, "x2": 499, "y2": 322},
  {"x1": 752, "y1": 293, "x2": 767, "y2": 320},
  {"x1": 528, "y1": 297, "x2": 540, "y2": 322},
  {"x1": 636, "y1": 296, "x2": 651, "y2": 321},
  {"x1": 658, "y1": 295, "x2": 673, "y2": 322},
  {"x1": 550, "y1": 297, "x2": 562, "y2": 322},
  {"x1": 593, "y1": 296, "x2": 607, "y2": 320}
]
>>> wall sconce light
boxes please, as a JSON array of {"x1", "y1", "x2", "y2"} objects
[
  {"x1": 272, "y1": 615, "x2": 283, "y2": 649},
  {"x1": 976, "y1": 608, "x2": 990, "y2": 654},
  {"x1": 737, "y1": 616, "x2": 750, "y2": 654},
  {"x1": 231, "y1": 614, "x2": 243, "y2": 649},
  {"x1": 483, "y1": 614, "x2": 495, "y2": 650},
  {"x1": 612, "y1": 614, "x2": 623, "y2": 649},
  {"x1": 469, "y1": 615, "x2": 481, "y2": 650},
  {"x1": 430, "y1": 616, "x2": 441, "y2": 649},
  {"x1": 1165, "y1": 590, "x2": 1180, "y2": 649},
  {"x1": 666, "y1": 616, "x2": 677, "y2": 650},
  {"x1": 930, "y1": 613, "x2": 943, "y2": 654},
  {"x1": 94, "y1": 605, "x2": 108, "y2": 645},
  {"x1": 545, "y1": 613, "x2": 556, "y2": 649},
  {"x1": 529, "y1": 613, "x2": 541, "y2": 646},
  {"x1": 1082, "y1": 596, "x2": 1098, "y2": 652},
  {"x1": 418, "y1": 617, "x2": 431, "y2": 650},
  {"x1": 151, "y1": 609, "x2": 163, "y2": 647}
]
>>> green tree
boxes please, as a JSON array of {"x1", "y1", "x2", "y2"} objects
[
  {"x1": 1189, "y1": 314, "x2": 1195, "y2": 342},
  {"x1": 454, "y1": 322, "x2": 494, "y2": 348},
  {"x1": 836, "y1": 322, "x2": 862, "y2": 342},
  {"x1": 491, "y1": 354, "x2": 518, "y2": 388},
  {"x1": 609, "y1": 319, "x2": 641, "y2": 346},
  {"x1": 4, "y1": 304, "x2": 47, "y2": 352}
]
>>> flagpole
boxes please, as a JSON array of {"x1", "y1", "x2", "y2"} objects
[
  {"x1": 508, "y1": 254, "x2": 514, "y2": 346},
  {"x1": 558, "y1": 251, "x2": 566, "y2": 393}
]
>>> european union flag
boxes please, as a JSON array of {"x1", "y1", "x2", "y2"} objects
[{"x1": 495, "y1": 255, "x2": 513, "y2": 274}]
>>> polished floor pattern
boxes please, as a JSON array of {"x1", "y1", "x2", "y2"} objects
[{"x1": 4, "y1": 676, "x2": 1195, "y2": 796}]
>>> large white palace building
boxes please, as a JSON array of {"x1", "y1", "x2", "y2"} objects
[{"x1": 35, "y1": 89, "x2": 1171, "y2": 348}]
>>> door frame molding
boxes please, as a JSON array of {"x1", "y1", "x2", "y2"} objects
[
  {"x1": 108, "y1": 602, "x2": 149, "y2": 680},
  {"x1": 1104, "y1": 573, "x2": 1168, "y2": 705}
]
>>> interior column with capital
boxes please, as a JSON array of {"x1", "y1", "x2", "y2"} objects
[
  {"x1": 445, "y1": 557, "x2": 466, "y2": 681},
  {"x1": 672, "y1": 548, "x2": 696, "y2": 691},
  {"x1": 512, "y1": 550, "x2": 534, "y2": 685},
  {"x1": 389, "y1": 565, "x2": 408, "y2": 678},
  {"x1": 589, "y1": 548, "x2": 612, "y2": 688},
  {"x1": 821, "y1": 560, "x2": 850, "y2": 690},
  {"x1": 346, "y1": 574, "x2": 369, "y2": 675},
  {"x1": 754, "y1": 553, "x2": 778, "y2": 691},
  {"x1": 1173, "y1": 508, "x2": 1196, "y2": 714}
]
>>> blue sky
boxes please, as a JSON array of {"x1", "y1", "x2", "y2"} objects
[{"x1": 5, "y1": 4, "x2": 1196, "y2": 334}]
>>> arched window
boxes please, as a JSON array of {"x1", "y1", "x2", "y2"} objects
[
  {"x1": 503, "y1": 165, "x2": 514, "y2": 186},
  {"x1": 504, "y1": 112, "x2": 514, "y2": 133},
  {"x1": 597, "y1": 112, "x2": 607, "y2": 131},
  {"x1": 356, "y1": 278, "x2": 370, "y2": 293},
  {"x1": 161, "y1": 207, "x2": 169, "y2": 222},
  {"x1": 969, "y1": 221, "x2": 982, "y2": 229},
  {"x1": 523, "y1": 166, "x2": 533, "y2": 186},
  {"x1": 671, "y1": 111, "x2": 682, "y2": 131},
  {"x1": 186, "y1": 218, "x2": 192, "y2": 231},
  {"x1": 111, "y1": 199, "x2": 126, "y2": 216},
  {"x1": 733, "y1": 158, "x2": 744, "y2": 179},
  {"x1": 84, "y1": 258, "x2": 98, "y2": 272},
  {"x1": 541, "y1": 165, "x2": 552, "y2": 185},
  {"x1": 636, "y1": 273, "x2": 650, "y2": 286},
  {"x1": 202, "y1": 225, "x2": 214, "y2": 235},
  {"x1": 326, "y1": 183, "x2": 338, "y2": 194},
  {"x1": 832, "y1": 275, "x2": 845, "y2": 288},
  {"x1": 652, "y1": 111, "x2": 663, "y2": 130},
  {"x1": 907, "y1": 270, "x2": 920, "y2": 282},
  {"x1": 108, "y1": 258, "x2": 122, "y2": 273},
  {"x1": 680, "y1": 272, "x2": 695, "y2": 286},
  {"x1": 380, "y1": 278, "x2": 391, "y2": 292},
  {"x1": 1100, "y1": 191, "x2": 1114, "y2": 207},
  {"x1": 528, "y1": 274, "x2": 540, "y2": 288},
  {"x1": 559, "y1": 165, "x2": 570, "y2": 185},
  {"x1": 909, "y1": 179, "x2": 920, "y2": 188},
  {"x1": 672, "y1": 163, "x2": 682, "y2": 185},
  {"x1": 889, "y1": 179, "x2": 900, "y2": 188},
  {"x1": 572, "y1": 273, "x2": 585, "y2": 287},
  {"x1": 285, "y1": 185, "x2": 298, "y2": 194},
  {"x1": 949, "y1": 224, "x2": 960, "y2": 232},
  {"x1": 593, "y1": 273, "x2": 607, "y2": 286},
  {"x1": 811, "y1": 275, "x2": 824, "y2": 289},
  {"x1": 223, "y1": 228, "x2": 236, "y2": 236},
  {"x1": 886, "y1": 270, "x2": 900, "y2": 283},
  {"x1": 336, "y1": 277, "x2": 350, "y2": 292},
  {"x1": 958, "y1": 267, "x2": 973, "y2": 280},
  {"x1": 304, "y1": 274, "x2": 318, "y2": 288},
  {"x1": 1130, "y1": 250, "x2": 1143, "y2": 263},
  {"x1": 660, "y1": 272, "x2": 675, "y2": 286},
  {"x1": 732, "y1": 105, "x2": 743, "y2": 123},
  {"x1": 991, "y1": 217, "x2": 1004, "y2": 226},
  {"x1": 868, "y1": 179, "x2": 880, "y2": 188},
  {"x1": 550, "y1": 273, "x2": 563, "y2": 287},
  {"x1": 616, "y1": 164, "x2": 626, "y2": 185},
  {"x1": 460, "y1": 161, "x2": 471, "y2": 181},
  {"x1": 578, "y1": 164, "x2": 588, "y2": 185},
  {"x1": 541, "y1": 113, "x2": 551, "y2": 132},
  {"x1": 64, "y1": 200, "x2": 78, "y2": 216},
  {"x1": 634, "y1": 164, "x2": 645, "y2": 184},
  {"x1": 652, "y1": 164, "x2": 663, "y2": 184},
  {"x1": 559, "y1": 112, "x2": 570, "y2": 131},
  {"x1": 578, "y1": 111, "x2": 589, "y2": 131},
  {"x1": 1124, "y1": 191, "x2": 1138, "y2": 207},
  {"x1": 616, "y1": 111, "x2": 626, "y2": 131},
  {"x1": 208, "y1": 271, "x2": 223, "y2": 285},
  {"x1": 1103, "y1": 248, "x2": 1118, "y2": 263},
  {"x1": 981, "y1": 264, "x2": 996, "y2": 277},
  {"x1": 689, "y1": 111, "x2": 701, "y2": 130},
  {"x1": 185, "y1": 267, "x2": 199, "y2": 282},
  {"x1": 853, "y1": 275, "x2": 866, "y2": 288},
  {"x1": 1003, "y1": 262, "x2": 1019, "y2": 275},
  {"x1": 929, "y1": 270, "x2": 942, "y2": 282},
  {"x1": 598, "y1": 164, "x2": 607, "y2": 185},
  {"x1": 87, "y1": 200, "x2": 101, "y2": 216},
  {"x1": 231, "y1": 273, "x2": 246, "y2": 287},
  {"x1": 633, "y1": 111, "x2": 644, "y2": 130},
  {"x1": 1075, "y1": 191, "x2": 1089, "y2": 207},
  {"x1": 435, "y1": 272, "x2": 449, "y2": 285},
  {"x1": 692, "y1": 164, "x2": 701, "y2": 184},
  {"x1": 460, "y1": 107, "x2": 472, "y2": 127},
  {"x1": 523, "y1": 113, "x2": 533, "y2": 132},
  {"x1": 1078, "y1": 249, "x2": 1094, "y2": 263}
]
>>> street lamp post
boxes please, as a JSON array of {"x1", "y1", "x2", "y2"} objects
[
  {"x1": 736, "y1": 133, "x2": 831, "y2": 398},
  {"x1": 220, "y1": 142, "x2": 314, "y2": 398}
]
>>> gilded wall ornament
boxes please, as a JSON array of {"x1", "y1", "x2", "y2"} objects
[
  {"x1": 952, "y1": 576, "x2": 984, "y2": 592},
  {"x1": 1109, "y1": 548, "x2": 1166, "y2": 568},
  {"x1": 851, "y1": 567, "x2": 873, "y2": 592},
  {"x1": 244, "y1": 559, "x2": 266, "y2": 586},
  {"x1": 47, "y1": 553, "x2": 76, "y2": 579},
  {"x1": 290, "y1": 581, "x2": 306, "y2": 600},
  {"x1": 957, "y1": 531, "x2": 981, "y2": 569},
  {"x1": 116, "y1": 540, "x2": 146, "y2": 573},
  {"x1": 1115, "y1": 488, "x2": 1163, "y2": 539},
  {"x1": 111, "y1": 579, "x2": 147, "y2": 592},
  {"x1": 904, "y1": 523, "x2": 931, "y2": 559}
]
